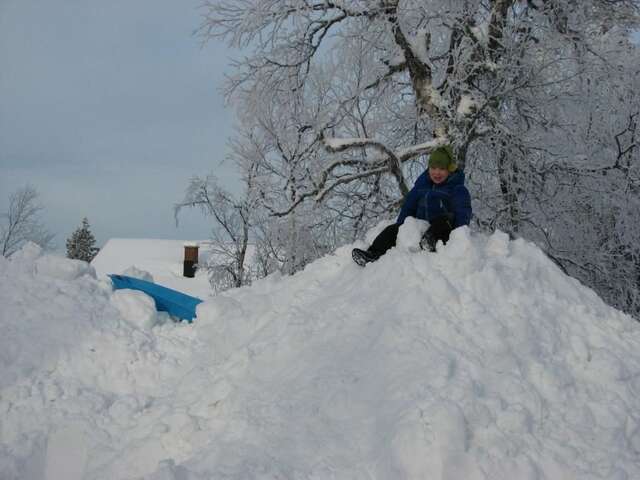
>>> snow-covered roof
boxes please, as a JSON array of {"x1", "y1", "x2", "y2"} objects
[{"x1": 91, "y1": 238, "x2": 214, "y2": 298}]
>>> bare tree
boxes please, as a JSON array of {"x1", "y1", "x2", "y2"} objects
[
  {"x1": 200, "y1": 1, "x2": 637, "y2": 219},
  {"x1": 1, "y1": 185, "x2": 55, "y2": 257},
  {"x1": 175, "y1": 174, "x2": 258, "y2": 292},
  {"x1": 199, "y1": 1, "x2": 640, "y2": 316},
  {"x1": 209, "y1": 6, "x2": 626, "y2": 136}
]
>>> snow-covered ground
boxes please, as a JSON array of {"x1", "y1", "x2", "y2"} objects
[{"x1": 2, "y1": 222, "x2": 640, "y2": 479}]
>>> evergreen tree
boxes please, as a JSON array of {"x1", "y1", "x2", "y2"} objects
[{"x1": 66, "y1": 217, "x2": 99, "y2": 262}]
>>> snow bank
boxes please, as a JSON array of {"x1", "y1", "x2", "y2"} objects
[
  {"x1": 0, "y1": 243, "x2": 103, "y2": 390},
  {"x1": 0, "y1": 245, "x2": 198, "y2": 480},
  {"x1": 2, "y1": 227, "x2": 640, "y2": 479}
]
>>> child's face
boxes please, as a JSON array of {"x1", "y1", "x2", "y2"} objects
[{"x1": 428, "y1": 166, "x2": 450, "y2": 184}]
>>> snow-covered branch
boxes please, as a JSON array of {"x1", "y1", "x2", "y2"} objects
[{"x1": 322, "y1": 135, "x2": 409, "y2": 195}]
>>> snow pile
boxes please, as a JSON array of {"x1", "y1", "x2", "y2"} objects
[
  {"x1": 111, "y1": 289, "x2": 159, "y2": 330},
  {"x1": 2, "y1": 226, "x2": 640, "y2": 479},
  {"x1": 0, "y1": 243, "x2": 103, "y2": 390},
  {"x1": 0, "y1": 244, "x2": 198, "y2": 479}
]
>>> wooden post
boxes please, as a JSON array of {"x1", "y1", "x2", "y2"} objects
[{"x1": 183, "y1": 244, "x2": 199, "y2": 278}]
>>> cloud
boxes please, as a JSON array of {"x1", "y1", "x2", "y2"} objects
[{"x1": 0, "y1": 0, "x2": 240, "y2": 246}]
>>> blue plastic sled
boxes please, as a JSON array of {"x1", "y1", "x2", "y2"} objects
[{"x1": 109, "y1": 274, "x2": 203, "y2": 322}]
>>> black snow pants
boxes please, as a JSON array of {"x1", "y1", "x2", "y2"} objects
[{"x1": 367, "y1": 217, "x2": 453, "y2": 258}]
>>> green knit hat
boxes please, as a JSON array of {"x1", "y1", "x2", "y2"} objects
[{"x1": 429, "y1": 145, "x2": 457, "y2": 171}]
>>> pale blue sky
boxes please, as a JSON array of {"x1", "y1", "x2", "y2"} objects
[{"x1": 0, "y1": 0, "x2": 239, "y2": 249}]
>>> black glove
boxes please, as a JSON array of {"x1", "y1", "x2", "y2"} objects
[{"x1": 420, "y1": 216, "x2": 453, "y2": 252}]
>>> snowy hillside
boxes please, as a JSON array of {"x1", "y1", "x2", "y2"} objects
[{"x1": 2, "y1": 223, "x2": 640, "y2": 480}]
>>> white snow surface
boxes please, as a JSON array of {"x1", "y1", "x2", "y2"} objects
[{"x1": 2, "y1": 226, "x2": 640, "y2": 480}]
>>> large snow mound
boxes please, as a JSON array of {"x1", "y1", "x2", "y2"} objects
[{"x1": 1, "y1": 226, "x2": 640, "y2": 480}]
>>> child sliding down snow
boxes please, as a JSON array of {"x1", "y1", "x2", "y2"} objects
[{"x1": 352, "y1": 145, "x2": 472, "y2": 267}]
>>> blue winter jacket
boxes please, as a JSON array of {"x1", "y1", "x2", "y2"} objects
[{"x1": 397, "y1": 169, "x2": 472, "y2": 227}]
